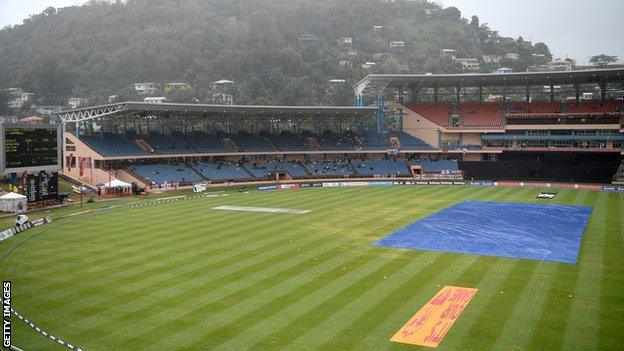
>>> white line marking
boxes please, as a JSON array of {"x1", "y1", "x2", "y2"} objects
[{"x1": 212, "y1": 205, "x2": 310, "y2": 214}]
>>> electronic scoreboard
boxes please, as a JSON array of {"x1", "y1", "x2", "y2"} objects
[
  {"x1": 25, "y1": 171, "x2": 59, "y2": 202},
  {"x1": 1, "y1": 123, "x2": 62, "y2": 175}
]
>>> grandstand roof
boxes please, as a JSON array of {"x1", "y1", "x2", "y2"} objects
[
  {"x1": 355, "y1": 68, "x2": 624, "y2": 97},
  {"x1": 57, "y1": 102, "x2": 378, "y2": 123}
]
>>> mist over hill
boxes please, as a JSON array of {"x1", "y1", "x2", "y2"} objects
[{"x1": 0, "y1": 0, "x2": 552, "y2": 106}]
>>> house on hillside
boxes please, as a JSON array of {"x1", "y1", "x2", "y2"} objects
[
  {"x1": 362, "y1": 62, "x2": 376, "y2": 69},
  {"x1": 339, "y1": 37, "x2": 352, "y2": 46},
  {"x1": 134, "y1": 82, "x2": 158, "y2": 95},
  {"x1": 482, "y1": 55, "x2": 503, "y2": 64},
  {"x1": 31, "y1": 105, "x2": 64, "y2": 116},
  {"x1": 210, "y1": 80, "x2": 235, "y2": 105},
  {"x1": 19, "y1": 115, "x2": 45, "y2": 124},
  {"x1": 68, "y1": 97, "x2": 89, "y2": 109},
  {"x1": 210, "y1": 80, "x2": 235, "y2": 92},
  {"x1": 455, "y1": 58, "x2": 480, "y2": 71},
  {"x1": 441, "y1": 49, "x2": 457, "y2": 59},
  {"x1": 143, "y1": 97, "x2": 168, "y2": 104},
  {"x1": 6, "y1": 88, "x2": 33, "y2": 110},
  {"x1": 547, "y1": 59, "x2": 573, "y2": 71},
  {"x1": 505, "y1": 53, "x2": 520, "y2": 61},
  {"x1": 163, "y1": 82, "x2": 191, "y2": 94},
  {"x1": 390, "y1": 41, "x2": 405, "y2": 51},
  {"x1": 0, "y1": 116, "x2": 18, "y2": 124}
]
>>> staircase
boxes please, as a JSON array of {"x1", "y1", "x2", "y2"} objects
[
  {"x1": 263, "y1": 137, "x2": 279, "y2": 151},
  {"x1": 135, "y1": 139, "x2": 154, "y2": 152},
  {"x1": 240, "y1": 164, "x2": 258, "y2": 179},
  {"x1": 389, "y1": 136, "x2": 401, "y2": 149},
  {"x1": 307, "y1": 137, "x2": 322, "y2": 150},
  {"x1": 187, "y1": 164, "x2": 210, "y2": 182},
  {"x1": 223, "y1": 138, "x2": 237, "y2": 150}
]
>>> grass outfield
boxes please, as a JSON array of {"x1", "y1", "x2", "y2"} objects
[{"x1": 0, "y1": 186, "x2": 622, "y2": 350}]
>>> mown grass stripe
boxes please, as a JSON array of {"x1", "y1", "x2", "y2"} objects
[
  {"x1": 597, "y1": 192, "x2": 623, "y2": 350},
  {"x1": 74, "y1": 187, "x2": 414, "y2": 346},
  {"x1": 488, "y1": 188, "x2": 581, "y2": 349},
  {"x1": 527, "y1": 190, "x2": 597, "y2": 350},
  {"x1": 111, "y1": 185, "x2": 468, "y2": 348}
]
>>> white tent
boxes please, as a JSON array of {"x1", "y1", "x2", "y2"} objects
[
  {"x1": 102, "y1": 179, "x2": 132, "y2": 188},
  {"x1": 0, "y1": 192, "x2": 27, "y2": 213}
]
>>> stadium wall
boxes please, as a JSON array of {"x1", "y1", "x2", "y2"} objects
[{"x1": 460, "y1": 152, "x2": 621, "y2": 182}]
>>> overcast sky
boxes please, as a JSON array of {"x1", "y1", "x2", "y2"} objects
[
  {"x1": 1, "y1": 0, "x2": 622, "y2": 64},
  {"x1": 439, "y1": 0, "x2": 622, "y2": 64}
]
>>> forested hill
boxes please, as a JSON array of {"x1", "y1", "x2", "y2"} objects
[{"x1": 0, "y1": 0, "x2": 553, "y2": 106}]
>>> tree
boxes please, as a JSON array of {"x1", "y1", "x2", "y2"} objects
[
  {"x1": 470, "y1": 15, "x2": 479, "y2": 30},
  {"x1": 589, "y1": 54, "x2": 618, "y2": 67},
  {"x1": 0, "y1": 0, "x2": 554, "y2": 105},
  {"x1": 442, "y1": 6, "x2": 462, "y2": 21}
]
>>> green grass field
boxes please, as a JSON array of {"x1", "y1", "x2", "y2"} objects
[{"x1": 0, "y1": 185, "x2": 622, "y2": 350}]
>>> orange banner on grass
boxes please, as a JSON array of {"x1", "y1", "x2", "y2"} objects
[{"x1": 390, "y1": 286, "x2": 478, "y2": 348}]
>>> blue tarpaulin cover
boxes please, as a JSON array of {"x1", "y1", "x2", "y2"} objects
[{"x1": 375, "y1": 201, "x2": 592, "y2": 264}]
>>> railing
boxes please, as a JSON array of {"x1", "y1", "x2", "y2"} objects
[{"x1": 506, "y1": 112, "x2": 622, "y2": 125}]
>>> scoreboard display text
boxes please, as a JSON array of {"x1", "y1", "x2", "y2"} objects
[
  {"x1": 4, "y1": 127, "x2": 59, "y2": 169},
  {"x1": 0, "y1": 124, "x2": 61, "y2": 174},
  {"x1": 25, "y1": 172, "x2": 59, "y2": 202}
]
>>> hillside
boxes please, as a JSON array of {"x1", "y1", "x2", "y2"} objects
[{"x1": 0, "y1": 0, "x2": 553, "y2": 107}]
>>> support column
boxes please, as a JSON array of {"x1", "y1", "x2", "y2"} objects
[
  {"x1": 600, "y1": 82, "x2": 607, "y2": 101},
  {"x1": 479, "y1": 85, "x2": 484, "y2": 103},
  {"x1": 410, "y1": 85, "x2": 419, "y2": 103},
  {"x1": 502, "y1": 84, "x2": 507, "y2": 103},
  {"x1": 377, "y1": 97, "x2": 386, "y2": 133},
  {"x1": 526, "y1": 85, "x2": 531, "y2": 103},
  {"x1": 61, "y1": 122, "x2": 67, "y2": 172},
  {"x1": 433, "y1": 86, "x2": 439, "y2": 103},
  {"x1": 575, "y1": 83, "x2": 581, "y2": 105},
  {"x1": 355, "y1": 95, "x2": 364, "y2": 107},
  {"x1": 550, "y1": 84, "x2": 555, "y2": 103},
  {"x1": 456, "y1": 86, "x2": 461, "y2": 106}
]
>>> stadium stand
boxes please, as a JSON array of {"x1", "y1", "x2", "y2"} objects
[
  {"x1": 567, "y1": 99, "x2": 622, "y2": 113},
  {"x1": 130, "y1": 164, "x2": 203, "y2": 185},
  {"x1": 357, "y1": 131, "x2": 390, "y2": 150},
  {"x1": 305, "y1": 160, "x2": 355, "y2": 177},
  {"x1": 268, "y1": 131, "x2": 310, "y2": 151},
  {"x1": 318, "y1": 130, "x2": 351, "y2": 150},
  {"x1": 244, "y1": 161, "x2": 310, "y2": 179},
  {"x1": 413, "y1": 159, "x2": 459, "y2": 172},
  {"x1": 183, "y1": 131, "x2": 231, "y2": 152},
  {"x1": 146, "y1": 133, "x2": 192, "y2": 154},
  {"x1": 460, "y1": 102, "x2": 503, "y2": 127},
  {"x1": 388, "y1": 131, "x2": 433, "y2": 149},
  {"x1": 233, "y1": 131, "x2": 276, "y2": 151},
  {"x1": 80, "y1": 133, "x2": 151, "y2": 156},
  {"x1": 506, "y1": 113, "x2": 621, "y2": 125},
  {"x1": 512, "y1": 101, "x2": 561, "y2": 114},
  {"x1": 404, "y1": 102, "x2": 451, "y2": 126},
  {"x1": 352, "y1": 159, "x2": 410, "y2": 177},
  {"x1": 193, "y1": 162, "x2": 252, "y2": 181}
]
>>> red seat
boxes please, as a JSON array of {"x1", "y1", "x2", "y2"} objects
[{"x1": 404, "y1": 102, "x2": 451, "y2": 126}]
